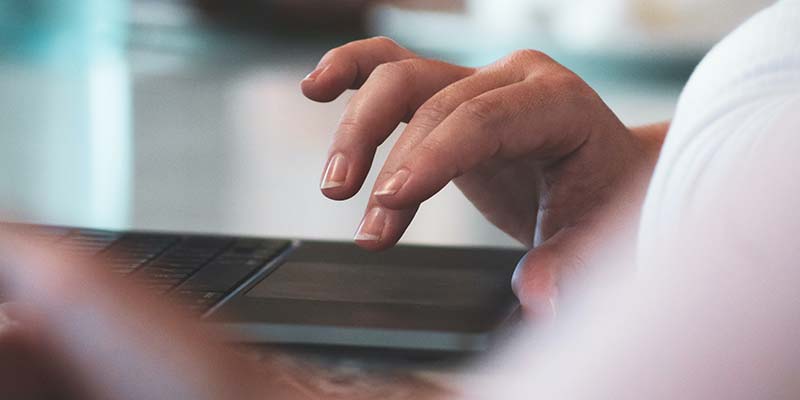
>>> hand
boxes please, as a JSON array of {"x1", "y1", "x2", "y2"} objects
[
  {"x1": 0, "y1": 231, "x2": 449, "y2": 400},
  {"x1": 301, "y1": 37, "x2": 666, "y2": 315}
]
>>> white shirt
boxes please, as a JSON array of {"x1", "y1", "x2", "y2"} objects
[
  {"x1": 467, "y1": 2, "x2": 800, "y2": 398},
  {"x1": 639, "y1": 0, "x2": 800, "y2": 265}
]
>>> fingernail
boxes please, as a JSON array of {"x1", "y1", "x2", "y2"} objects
[
  {"x1": 321, "y1": 153, "x2": 348, "y2": 190},
  {"x1": 354, "y1": 208, "x2": 387, "y2": 242},
  {"x1": 538, "y1": 294, "x2": 558, "y2": 319},
  {"x1": 303, "y1": 65, "x2": 330, "y2": 82},
  {"x1": 520, "y1": 283, "x2": 559, "y2": 320},
  {"x1": 374, "y1": 169, "x2": 410, "y2": 197},
  {"x1": 522, "y1": 296, "x2": 558, "y2": 321},
  {"x1": 548, "y1": 297, "x2": 558, "y2": 317}
]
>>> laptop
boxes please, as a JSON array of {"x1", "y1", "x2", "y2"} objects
[{"x1": 4, "y1": 223, "x2": 524, "y2": 354}]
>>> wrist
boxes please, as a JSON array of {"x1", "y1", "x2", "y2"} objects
[{"x1": 631, "y1": 121, "x2": 669, "y2": 162}]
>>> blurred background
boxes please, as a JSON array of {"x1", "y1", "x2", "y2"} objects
[{"x1": 0, "y1": 0, "x2": 771, "y2": 247}]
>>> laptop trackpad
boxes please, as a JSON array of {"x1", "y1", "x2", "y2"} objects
[{"x1": 217, "y1": 242, "x2": 521, "y2": 345}]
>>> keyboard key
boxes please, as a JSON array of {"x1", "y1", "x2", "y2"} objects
[
  {"x1": 142, "y1": 282, "x2": 174, "y2": 294},
  {"x1": 56, "y1": 230, "x2": 121, "y2": 256},
  {"x1": 147, "y1": 259, "x2": 204, "y2": 270},
  {"x1": 179, "y1": 262, "x2": 259, "y2": 292},
  {"x1": 101, "y1": 234, "x2": 177, "y2": 272},
  {"x1": 179, "y1": 240, "x2": 288, "y2": 292},
  {"x1": 120, "y1": 235, "x2": 236, "y2": 292},
  {"x1": 16, "y1": 225, "x2": 72, "y2": 242},
  {"x1": 174, "y1": 290, "x2": 224, "y2": 305},
  {"x1": 24, "y1": 229, "x2": 290, "y2": 307},
  {"x1": 177, "y1": 237, "x2": 233, "y2": 253},
  {"x1": 139, "y1": 268, "x2": 193, "y2": 279},
  {"x1": 142, "y1": 237, "x2": 233, "y2": 274},
  {"x1": 172, "y1": 290, "x2": 225, "y2": 314}
]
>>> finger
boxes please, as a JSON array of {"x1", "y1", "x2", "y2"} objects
[
  {"x1": 374, "y1": 74, "x2": 594, "y2": 211},
  {"x1": 320, "y1": 49, "x2": 545, "y2": 201},
  {"x1": 369, "y1": 49, "x2": 543, "y2": 185},
  {"x1": 301, "y1": 36, "x2": 418, "y2": 103},
  {"x1": 0, "y1": 305, "x2": 51, "y2": 400},
  {"x1": 350, "y1": 68, "x2": 523, "y2": 248},
  {"x1": 353, "y1": 205, "x2": 419, "y2": 251},
  {"x1": 511, "y1": 225, "x2": 595, "y2": 320},
  {"x1": 0, "y1": 232, "x2": 310, "y2": 400},
  {"x1": 378, "y1": 64, "x2": 525, "y2": 171},
  {"x1": 320, "y1": 58, "x2": 474, "y2": 200},
  {"x1": 0, "y1": 302, "x2": 87, "y2": 399}
]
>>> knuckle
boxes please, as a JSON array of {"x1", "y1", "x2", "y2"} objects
[
  {"x1": 399, "y1": 57, "x2": 429, "y2": 70},
  {"x1": 458, "y1": 97, "x2": 501, "y2": 124},
  {"x1": 336, "y1": 115, "x2": 364, "y2": 139},
  {"x1": 369, "y1": 36, "x2": 401, "y2": 50},
  {"x1": 506, "y1": 49, "x2": 552, "y2": 66},
  {"x1": 324, "y1": 36, "x2": 400, "y2": 62},
  {"x1": 551, "y1": 71, "x2": 586, "y2": 92},
  {"x1": 541, "y1": 71, "x2": 595, "y2": 106},
  {"x1": 415, "y1": 95, "x2": 456, "y2": 126},
  {"x1": 372, "y1": 60, "x2": 415, "y2": 84},
  {"x1": 489, "y1": 49, "x2": 554, "y2": 77},
  {"x1": 336, "y1": 115, "x2": 382, "y2": 148},
  {"x1": 415, "y1": 137, "x2": 464, "y2": 179},
  {"x1": 511, "y1": 49, "x2": 548, "y2": 61},
  {"x1": 321, "y1": 46, "x2": 344, "y2": 63},
  {"x1": 415, "y1": 139, "x2": 447, "y2": 167}
]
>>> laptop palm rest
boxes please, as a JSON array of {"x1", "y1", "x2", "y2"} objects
[{"x1": 213, "y1": 241, "x2": 522, "y2": 353}]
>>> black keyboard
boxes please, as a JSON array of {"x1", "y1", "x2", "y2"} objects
[{"x1": 12, "y1": 225, "x2": 290, "y2": 315}]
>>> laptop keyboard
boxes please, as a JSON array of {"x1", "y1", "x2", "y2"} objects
[{"x1": 14, "y1": 226, "x2": 290, "y2": 315}]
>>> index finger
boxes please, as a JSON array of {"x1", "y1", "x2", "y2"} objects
[
  {"x1": 373, "y1": 77, "x2": 594, "y2": 211},
  {"x1": 301, "y1": 36, "x2": 417, "y2": 102}
]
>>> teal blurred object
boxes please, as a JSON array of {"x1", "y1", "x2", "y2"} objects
[
  {"x1": 0, "y1": 0, "x2": 132, "y2": 229},
  {"x1": 0, "y1": 0, "x2": 128, "y2": 60},
  {"x1": 0, "y1": 1, "x2": 65, "y2": 58}
]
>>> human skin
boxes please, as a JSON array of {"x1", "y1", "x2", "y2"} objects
[
  {"x1": 0, "y1": 232, "x2": 450, "y2": 400},
  {"x1": 302, "y1": 37, "x2": 667, "y2": 316},
  {"x1": 0, "y1": 38, "x2": 669, "y2": 398}
]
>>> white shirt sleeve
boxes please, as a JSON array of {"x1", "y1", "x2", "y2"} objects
[{"x1": 638, "y1": 0, "x2": 800, "y2": 262}]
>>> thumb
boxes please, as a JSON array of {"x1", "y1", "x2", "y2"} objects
[{"x1": 511, "y1": 226, "x2": 595, "y2": 320}]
